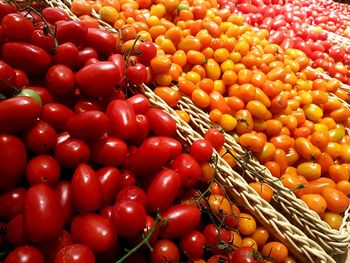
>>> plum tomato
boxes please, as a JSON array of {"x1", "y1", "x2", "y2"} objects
[
  {"x1": 54, "y1": 244, "x2": 95, "y2": 263},
  {"x1": 4, "y1": 246, "x2": 44, "y2": 263}
]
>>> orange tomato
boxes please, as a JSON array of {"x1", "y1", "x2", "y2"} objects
[
  {"x1": 235, "y1": 110, "x2": 254, "y2": 135},
  {"x1": 324, "y1": 212, "x2": 343, "y2": 230},
  {"x1": 219, "y1": 114, "x2": 237, "y2": 132},
  {"x1": 192, "y1": 88, "x2": 211, "y2": 108},
  {"x1": 329, "y1": 164, "x2": 349, "y2": 183},
  {"x1": 261, "y1": 242, "x2": 288, "y2": 263},
  {"x1": 336, "y1": 180, "x2": 350, "y2": 195},
  {"x1": 238, "y1": 213, "x2": 256, "y2": 235},
  {"x1": 297, "y1": 162, "x2": 321, "y2": 180},
  {"x1": 264, "y1": 161, "x2": 281, "y2": 178},
  {"x1": 297, "y1": 178, "x2": 336, "y2": 197},
  {"x1": 269, "y1": 135, "x2": 294, "y2": 152},
  {"x1": 249, "y1": 226, "x2": 269, "y2": 249},
  {"x1": 249, "y1": 182, "x2": 274, "y2": 202},
  {"x1": 71, "y1": 0, "x2": 93, "y2": 16},
  {"x1": 187, "y1": 50, "x2": 206, "y2": 65},
  {"x1": 322, "y1": 187, "x2": 350, "y2": 214},
  {"x1": 176, "y1": 110, "x2": 190, "y2": 123},
  {"x1": 294, "y1": 137, "x2": 321, "y2": 161},
  {"x1": 274, "y1": 149, "x2": 288, "y2": 174},
  {"x1": 245, "y1": 100, "x2": 268, "y2": 120},
  {"x1": 301, "y1": 194, "x2": 327, "y2": 218},
  {"x1": 255, "y1": 142, "x2": 276, "y2": 164},
  {"x1": 154, "y1": 87, "x2": 180, "y2": 107},
  {"x1": 150, "y1": 55, "x2": 172, "y2": 73},
  {"x1": 310, "y1": 131, "x2": 330, "y2": 150},
  {"x1": 209, "y1": 91, "x2": 229, "y2": 114},
  {"x1": 241, "y1": 237, "x2": 258, "y2": 250}
]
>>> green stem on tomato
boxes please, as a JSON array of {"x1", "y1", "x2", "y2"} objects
[
  {"x1": 115, "y1": 212, "x2": 162, "y2": 263},
  {"x1": 125, "y1": 34, "x2": 141, "y2": 63}
]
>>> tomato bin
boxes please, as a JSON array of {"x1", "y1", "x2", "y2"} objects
[{"x1": 1, "y1": 0, "x2": 350, "y2": 262}]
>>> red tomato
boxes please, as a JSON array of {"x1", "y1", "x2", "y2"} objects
[
  {"x1": 76, "y1": 62, "x2": 121, "y2": 98},
  {"x1": 112, "y1": 200, "x2": 147, "y2": 238},
  {"x1": 55, "y1": 20, "x2": 87, "y2": 47},
  {"x1": 4, "y1": 246, "x2": 44, "y2": 263},
  {"x1": 180, "y1": 230, "x2": 206, "y2": 260},
  {"x1": 160, "y1": 204, "x2": 201, "y2": 238},
  {"x1": 46, "y1": 65, "x2": 75, "y2": 97},
  {"x1": 7, "y1": 214, "x2": 27, "y2": 247},
  {"x1": 115, "y1": 185, "x2": 147, "y2": 207},
  {"x1": 190, "y1": 139, "x2": 213, "y2": 162},
  {"x1": 203, "y1": 224, "x2": 232, "y2": 254},
  {"x1": 106, "y1": 99, "x2": 137, "y2": 139},
  {"x1": 108, "y1": 54, "x2": 126, "y2": 82},
  {"x1": 54, "y1": 244, "x2": 95, "y2": 263},
  {"x1": 71, "y1": 214, "x2": 116, "y2": 252},
  {"x1": 42, "y1": 7, "x2": 70, "y2": 24},
  {"x1": 129, "y1": 114, "x2": 150, "y2": 145},
  {"x1": 55, "y1": 181, "x2": 74, "y2": 226},
  {"x1": 126, "y1": 63, "x2": 148, "y2": 85},
  {"x1": 26, "y1": 155, "x2": 61, "y2": 187},
  {"x1": 28, "y1": 86, "x2": 54, "y2": 105},
  {"x1": 77, "y1": 47, "x2": 98, "y2": 68},
  {"x1": 23, "y1": 184, "x2": 64, "y2": 242},
  {"x1": 171, "y1": 153, "x2": 201, "y2": 187},
  {"x1": 159, "y1": 137, "x2": 183, "y2": 159},
  {"x1": 97, "y1": 167, "x2": 121, "y2": 205},
  {"x1": 67, "y1": 110, "x2": 109, "y2": 141},
  {"x1": 150, "y1": 239, "x2": 180, "y2": 263},
  {"x1": 129, "y1": 137, "x2": 171, "y2": 176},
  {"x1": 204, "y1": 128, "x2": 225, "y2": 151},
  {"x1": 137, "y1": 42, "x2": 157, "y2": 65},
  {"x1": 55, "y1": 138, "x2": 90, "y2": 168},
  {"x1": 2, "y1": 13, "x2": 34, "y2": 42},
  {"x1": 127, "y1": 94, "x2": 151, "y2": 115},
  {"x1": 0, "y1": 135, "x2": 27, "y2": 191},
  {"x1": 146, "y1": 108, "x2": 177, "y2": 137},
  {"x1": 0, "y1": 96, "x2": 41, "y2": 133},
  {"x1": 2, "y1": 42, "x2": 51, "y2": 76},
  {"x1": 147, "y1": 169, "x2": 182, "y2": 212},
  {"x1": 30, "y1": 28, "x2": 55, "y2": 53},
  {"x1": 52, "y1": 42, "x2": 79, "y2": 69},
  {"x1": 90, "y1": 137, "x2": 128, "y2": 167},
  {"x1": 85, "y1": 28, "x2": 116, "y2": 55},
  {"x1": 71, "y1": 164, "x2": 103, "y2": 213},
  {"x1": 0, "y1": 188, "x2": 26, "y2": 221},
  {"x1": 231, "y1": 246, "x2": 262, "y2": 263},
  {"x1": 0, "y1": 61, "x2": 16, "y2": 96},
  {"x1": 41, "y1": 103, "x2": 74, "y2": 132}
]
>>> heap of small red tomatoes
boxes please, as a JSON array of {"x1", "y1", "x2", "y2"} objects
[
  {"x1": 65, "y1": 0, "x2": 350, "y2": 229},
  {"x1": 0, "y1": 3, "x2": 296, "y2": 263}
]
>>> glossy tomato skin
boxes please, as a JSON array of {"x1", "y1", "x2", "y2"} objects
[
  {"x1": 7, "y1": 214, "x2": 27, "y2": 247},
  {"x1": 71, "y1": 164, "x2": 103, "y2": 213},
  {"x1": 54, "y1": 244, "x2": 95, "y2": 263},
  {"x1": 46, "y1": 65, "x2": 75, "y2": 97},
  {"x1": 25, "y1": 155, "x2": 61, "y2": 187},
  {"x1": 0, "y1": 61, "x2": 16, "y2": 96},
  {"x1": 180, "y1": 230, "x2": 206, "y2": 260},
  {"x1": 137, "y1": 42, "x2": 157, "y2": 65},
  {"x1": 30, "y1": 29, "x2": 55, "y2": 53},
  {"x1": 160, "y1": 204, "x2": 201, "y2": 238},
  {"x1": 55, "y1": 181, "x2": 74, "y2": 226},
  {"x1": 42, "y1": 7, "x2": 70, "y2": 24},
  {"x1": 203, "y1": 224, "x2": 232, "y2": 254},
  {"x1": 0, "y1": 135, "x2": 27, "y2": 191},
  {"x1": 52, "y1": 42, "x2": 79, "y2": 69},
  {"x1": 71, "y1": 213, "x2": 116, "y2": 253},
  {"x1": 129, "y1": 114, "x2": 150, "y2": 146},
  {"x1": 2, "y1": 42, "x2": 51, "y2": 76},
  {"x1": 147, "y1": 169, "x2": 182, "y2": 212},
  {"x1": 4, "y1": 246, "x2": 44, "y2": 263},
  {"x1": 90, "y1": 137, "x2": 128, "y2": 167},
  {"x1": 97, "y1": 167, "x2": 121, "y2": 205},
  {"x1": 1, "y1": 13, "x2": 34, "y2": 42},
  {"x1": 146, "y1": 108, "x2": 177, "y2": 137},
  {"x1": 127, "y1": 94, "x2": 150, "y2": 115},
  {"x1": 115, "y1": 185, "x2": 147, "y2": 207},
  {"x1": 190, "y1": 139, "x2": 213, "y2": 162},
  {"x1": 76, "y1": 62, "x2": 121, "y2": 98},
  {"x1": 128, "y1": 136, "x2": 171, "y2": 176},
  {"x1": 204, "y1": 128, "x2": 225, "y2": 151},
  {"x1": 23, "y1": 184, "x2": 64, "y2": 243},
  {"x1": 85, "y1": 28, "x2": 116, "y2": 55},
  {"x1": 108, "y1": 54, "x2": 126, "y2": 82},
  {"x1": 106, "y1": 99, "x2": 137, "y2": 140},
  {"x1": 231, "y1": 246, "x2": 262, "y2": 263},
  {"x1": 24, "y1": 120, "x2": 57, "y2": 154},
  {"x1": 150, "y1": 239, "x2": 180, "y2": 263},
  {"x1": 112, "y1": 200, "x2": 147, "y2": 238},
  {"x1": 67, "y1": 110, "x2": 109, "y2": 141},
  {"x1": 0, "y1": 188, "x2": 26, "y2": 221},
  {"x1": 159, "y1": 137, "x2": 182, "y2": 159},
  {"x1": 126, "y1": 63, "x2": 148, "y2": 85},
  {"x1": 77, "y1": 47, "x2": 98, "y2": 69},
  {"x1": 0, "y1": 96, "x2": 41, "y2": 133},
  {"x1": 55, "y1": 20, "x2": 87, "y2": 47},
  {"x1": 171, "y1": 153, "x2": 201, "y2": 187},
  {"x1": 28, "y1": 86, "x2": 54, "y2": 105},
  {"x1": 41, "y1": 102, "x2": 74, "y2": 132},
  {"x1": 55, "y1": 138, "x2": 90, "y2": 168}
]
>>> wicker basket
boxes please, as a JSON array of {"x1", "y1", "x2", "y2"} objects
[{"x1": 42, "y1": 0, "x2": 340, "y2": 261}]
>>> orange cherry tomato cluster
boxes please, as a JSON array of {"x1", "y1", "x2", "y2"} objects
[{"x1": 67, "y1": 0, "x2": 350, "y2": 229}]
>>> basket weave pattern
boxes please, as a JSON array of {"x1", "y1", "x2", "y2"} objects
[{"x1": 43, "y1": 0, "x2": 343, "y2": 260}]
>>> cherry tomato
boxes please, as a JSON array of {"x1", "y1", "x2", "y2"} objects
[
  {"x1": 52, "y1": 42, "x2": 79, "y2": 69},
  {"x1": 126, "y1": 63, "x2": 148, "y2": 85},
  {"x1": 147, "y1": 169, "x2": 182, "y2": 212},
  {"x1": 106, "y1": 99, "x2": 137, "y2": 139},
  {"x1": 112, "y1": 200, "x2": 146, "y2": 238},
  {"x1": 41, "y1": 102, "x2": 74, "y2": 132},
  {"x1": 0, "y1": 96, "x2": 41, "y2": 133},
  {"x1": 55, "y1": 181, "x2": 74, "y2": 226},
  {"x1": 26, "y1": 155, "x2": 61, "y2": 187},
  {"x1": 171, "y1": 153, "x2": 201, "y2": 187},
  {"x1": 261, "y1": 242, "x2": 288, "y2": 263},
  {"x1": 54, "y1": 244, "x2": 95, "y2": 263},
  {"x1": 71, "y1": 213, "x2": 116, "y2": 252},
  {"x1": 42, "y1": 7, "x2": 70, "y2": 24},
  {"x1": 55, "y1": 20, "x2": 87, "y2": 47},
  {"x1": 190, "y1": 139, "x2": 213, "y2": 162},
  {"x1": 55, "y1": 138, "x2": 90, "y2": 168},
  {"x1": 71, "y1": 164, "x2": 103, "y2": 213},
  {"x1": 0, "y1": 135, "x2": 27, "y2": 191},
  {"x1": 204, "y1": 128, "x2": 225, "y2": 151},
  {"x1": 137, "y1": 42, "x2": 157, "y2": 65},
  {"x1": 0, "y1": 188, "x2": 25, "y2": 221},
  {"x1": 180, "y1": 230, "x2": 206, "y2": 260},
  {"x1": 85, "y1": 28, "x2": 116, "y2": 55},
  {"x1": 160, "y1": 204, "x2": 201, "y2": 238},
  {"x1": 0, "y1": 61, "x2": 16, "y2": 96},
  {"x1": 2, "y1": 13, "x2": 34, "y2": 42},
  {"x1": 203, "y1": 224, "x2": 232, "y2": 254},
  {"x1": 23, "y1": 184, "x2": 64, "y2": 242},
  {"x1": 150, "y1": 239, "x2": 180, "y2": 263},
  {"x1": 146, "y1": 108, "x2": 177, "y2": 137},
  {"x1": 97, "y1": 167, "x2": 121, "y2": 205},
  {"x1": 231, "y1": 246, "x2": 262, "y2": 263},
  {"x1": 116, "y1": 185, "x2": 147, "y2": 207},
  {"x1": 127, "y1": 94, "x2": 151, "y2": 115},
  {"x1": 46, "y1": 65, "x2": 75, "y2": 97},
  {"x1": 2, "y1": 42, "x2": 51, "y2": 76},
  {"x1": 322, "y1": 187, "x2": 350, "y2": 214},
  {"x1": 90, "y1": 137, "x2": 128, "y2": 166},
  {"x1": 4, "y1": 246, "x2": 44, "y2": 263},
  {"x1": 76, "y1": 62, "x2": 121, "y2": 98},
  {"x1": 108, "y1": 54, "x2": 126, "y2": 83}
]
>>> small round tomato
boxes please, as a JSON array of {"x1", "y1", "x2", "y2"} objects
[
  {"x1": 150, "y1": 239, "x2": 180, "y2": 263},
  {"x1": 126, "y1": 63, "x2": 148, "y2": 85},
  {"x1": 54, "y1": 244, "x2": 95, "y2": 263},
  {"x1": 261, "y1": 242, "x2": 288, "y2": 263},
  {"x1": 190, "y1": 139, "x2": 213, "y2": 162},
  {"x1": 204, "y1": 128, "x2": 225, "y2": 151},
  {"x1": 26, "y1": 155, "x2": 61, "y2": 187},
  {"x1": 231, "y1": 246, "x2": 262, "y2": 263},
  {"x1": 180, "y1": 230, "x2": 206, "y2": 260},
  {"x1": 4, "y1": 246, "x2": 44, "y2": 263},
  {"x1": 171, "y1": 153, "x2": 201, "y2": 187}
]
